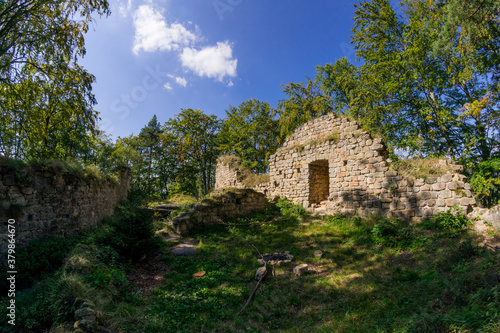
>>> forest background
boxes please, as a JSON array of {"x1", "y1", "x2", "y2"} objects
[{"x1": 1, "y1": 0, "x2": 499, "y2": 208}]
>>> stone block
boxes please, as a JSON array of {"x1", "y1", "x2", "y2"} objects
[
  {"x1": 432, "y1": 183, "x2": 446, "y2": 191},
  {"x1": 425, "y1": 177, "x2": 438, "y2": 184},
  {"x1": 293, "y1": 264, "x2": 309, "y2": 276},
  {"x1": 414, "y1": 179, "x2": 425, "y2": 186},
  {"x1": 440, "y1": 174, "x2": 453, "y2": 182},
  {"x1": 255, "y1": 266, "x2": 267, "y2": 280},
  {"x1": 417, "y1": 191, "x2": 431, "y2": 200},
  {"x1": 440, "y1": 189, "x2": 452, "y2": 199}
]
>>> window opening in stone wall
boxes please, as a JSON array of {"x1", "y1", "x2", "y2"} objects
[{"x1": 309, "y1": 160, "x2": 329, "y2": 205}]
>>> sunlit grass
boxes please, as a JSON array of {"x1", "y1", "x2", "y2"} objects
[{"x1": 4, "y1": 200, "x2": 500, "y2": 332}]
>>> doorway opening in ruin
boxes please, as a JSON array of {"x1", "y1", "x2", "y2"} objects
[{"x1": 309, "y1": 160, "x2": 329, "y2": 206}]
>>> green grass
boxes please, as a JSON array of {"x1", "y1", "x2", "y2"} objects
[{"x1": 2, "y1": 201, "x2": 500, "y2": 332}]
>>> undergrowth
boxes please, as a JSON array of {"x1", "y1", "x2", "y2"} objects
[{"x1": 2, "y1": 201, "x2": 499, "y2": 333}]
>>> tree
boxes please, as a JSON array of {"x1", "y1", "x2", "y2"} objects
[
  {"x1": 316, "y1": 0, "x2": 499, "y2": 162},
  {"x1": 139, "y1": 115, "x2": 162, "y2": 195},
  {"x1": 164, "y1": 109, "x2": 220, "y2": 196},
  {"x1": 218, "y1": 99, "x2": 280, "y2": 174},
  {"x1": 0, "y1": 0, "x2": 110, "y2": 84},
  {"x1": 0, "y1": 63, "x2": 99, "y2": 160},
  {"x1": 277, "y1": 78, "x2": 333, "y2": 140},
  {"x1": 0, "y1": 0, "x2": 110, "y2": 160},
  {"x1": 434, "y1": 0, "x2": 500, "y2": 73}
]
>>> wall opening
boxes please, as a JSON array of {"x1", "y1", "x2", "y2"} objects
[{"x1": 309, "y1": 160, "x2": 329, "y2": 205}]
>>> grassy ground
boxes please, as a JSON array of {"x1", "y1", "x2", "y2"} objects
[{"x1": 2, "y1": 200, "x2": 500, "y2": 332}]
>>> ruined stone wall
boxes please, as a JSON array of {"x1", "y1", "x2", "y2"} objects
[
  {"x1": 214, "y1": 113, "x2": 477, "y2": 220},
  {"x1": 214, "y1": 159, "x2": 245, "y2": 189},
  {"x1": 172, "y1": 189, "x2": 270, "y2": 235},
  {"x1": 266, "y1": 113, "x2": 476, "y2": 219},
  {"x1": 0, "y1": 160, "x2": 130, "y2": 258}
]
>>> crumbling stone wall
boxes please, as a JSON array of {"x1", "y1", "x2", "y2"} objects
[
  {"x1": 215, "y1": 113, "x2": 477, "y2": 220},
  {"x1": 214, "y1": 159, "x2": 246, "y2": 189},
  {"x1": 172, "y1": 189, "x2": 270, "y2": 235},
  {"x1": 0, "y1": 161, "x2": 130, "y2": 258}
]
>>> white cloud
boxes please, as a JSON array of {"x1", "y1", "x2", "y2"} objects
[
  {"x1": 119, "y1": 0, "x2": 133, "y2": 18},
  {"x1": 132, "y1": 5, "x2": 197, "y2": 55},
  {"x1": 180, "y1": 41, "x2": 237, "y2": 81},
  {"x1": 227, "y1": 80, "x2": 234, "y2": 87},
  {"x1": 163, "y1": 82, "x2": 173, "y2": 90},
  {"x1": 175, "y1": 76, "x2": 187, "y2": 87}
]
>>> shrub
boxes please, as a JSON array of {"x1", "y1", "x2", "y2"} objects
[
  {"x1": 97, "y1": 199, "x2": 156, "y2": 262},
  {"x1": 371, "y1": 218, "x2": 414, "y2": 249},
  {"x1": 470, "y1": 158, "x2": 500, "y2": 208},
  {"x1": 424, "y1": 206, "x2": 472, "y2": 231},
  {"x1": 275, "y1": 198, "x2": 308, "y2": 218},
  {"x1": 0, "y1": 235, "x2": 80, "y2": 293}
]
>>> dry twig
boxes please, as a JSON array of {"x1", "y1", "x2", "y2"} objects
[{"x1": 236, "y1": 243, "x2": 266, "y2": 316}]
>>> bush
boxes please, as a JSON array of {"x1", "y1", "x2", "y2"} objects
[
  {"x1": 0, "y1": 235, "x2": 80, "y2": 293},
  {"x1": 371, "y1": 218, "x2": 414, "y2": 249},
  {"x1": 97, "y1": 199, "x2": 156, "y2": 262},
  {"x1": 275, "y1": 198, "x2": 308, "y2": 218},
  {"x1": 424, "y1": 206, "x2": 472, "y2": 231},
  {"x1": 470, "y1": 158, "x2": 500, "y2": 208}
]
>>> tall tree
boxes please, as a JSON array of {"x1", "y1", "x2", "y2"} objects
[
  {"x1": 165, "y1": 109, "x2": 220, "y2": 196},
  {"x1": 0, "y1": 0, "x2": 110, "y2": 160},
  {"x1": 218, "y1": 99, "x2": 281, "y2": 174},
  {"x1": 0, "y1": 0, "x2": 110, "y2": 84},
  {"x1": 139, "y1": 115, "x2": 162, "y2": 195},
  {"x1": 316, "y1": 0, "x2": 499, "y2": 162},
  {"x1": 277, "y1": 78, "x2": 333, "y2": 140}
]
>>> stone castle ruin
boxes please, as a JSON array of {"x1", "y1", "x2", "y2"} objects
[{"x1": 215, "y1": 113, "x2": 477, "y2": 220}]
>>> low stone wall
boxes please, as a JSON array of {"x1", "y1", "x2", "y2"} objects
[
  {"x1": 171, "y1": 189, "x2": 270, "y2": 235},
  {"x1": 0, "y1": 159, "x2": 130, "y2": 258},
  {"x1": 473, "y1": 205, "x2": 500, "y2": 229}
]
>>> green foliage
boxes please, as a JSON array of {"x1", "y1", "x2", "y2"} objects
[
  {"x1": 217, "y1": 99, "x2": 280, "y2": 174},
  {"x1": 139, "y1": 115, "x2": 162, "y2": 196},
  {"x1": 0, "y1": 235, "x2": 80, "y2": 294},
  {"x1": 315, "y1": 0, "x2": 499, "y2": 164},
  {"x1": 97, "y1": 199, "x2": 157, "y2": 262},
  {"x1": 371, "y1": 218, "x2": 415, "y2": 249},
  {"x1": 164, "y1": 108, "x2": 220, "y2": 197},
  {"x1": 4, "y1": 244, "x2": 130, "y2": 333},
  {"x1": 277, "y1": 77, "x2": 333, "y2": 140},
  {"x1": 275, "y1": 198, "x2": 309, "y2": 219},
  {"x1": 470, "y1": 157, "x2": 500, "y2": 207},
  {"x1": 424, "y1": 206, "x2": 472, "y2": 230},
  {"x1": 0, "y1": 0, "x2": 110, "y2": 160},
  {"x1": 3, "y1": 205, "x2": 500, "y2": 332},
  {"x1": 0, "y1": 157, "x2": 122, "y2": 186}
]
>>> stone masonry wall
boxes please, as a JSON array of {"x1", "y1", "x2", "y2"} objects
[
  {"x1": 172, "y1": 189, "x2": 270, "y2": 235},
  {"x1": 0, "y1": 160, "x2": 130, "y2": 258},
  {"x1": 214, "y1": 160, "x2": 246, "y2": 189},
  {"x1": 215, "y1": 113, "x2": 477, "y2": 220}
]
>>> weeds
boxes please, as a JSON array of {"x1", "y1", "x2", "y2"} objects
[
  {"x1": 2, "y1": 200, "x2": 499, "y2": 332},
  {"x1": 422, "y1": 206, "x2": 472, "y2": 231}
]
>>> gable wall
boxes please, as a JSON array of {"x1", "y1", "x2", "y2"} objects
[{"x1": 215, "y1": 113, "x2": 476, "y2": 220}]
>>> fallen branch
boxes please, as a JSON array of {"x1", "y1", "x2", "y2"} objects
[{"x1": 236, "y1": 243, "x2": 266, "y2": 316}]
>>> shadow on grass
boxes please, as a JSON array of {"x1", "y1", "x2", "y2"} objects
[{"x1": 148, "y1": 212, "x2": 500, "y2": 333}]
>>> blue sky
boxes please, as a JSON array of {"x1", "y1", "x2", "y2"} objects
[{"x1": 81, "y1": 0, "x2": 359, "y2": 139}]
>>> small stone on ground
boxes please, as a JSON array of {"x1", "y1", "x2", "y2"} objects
[{"x1": 171, "y1": 240, "x2": 197, "y2": 257}]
